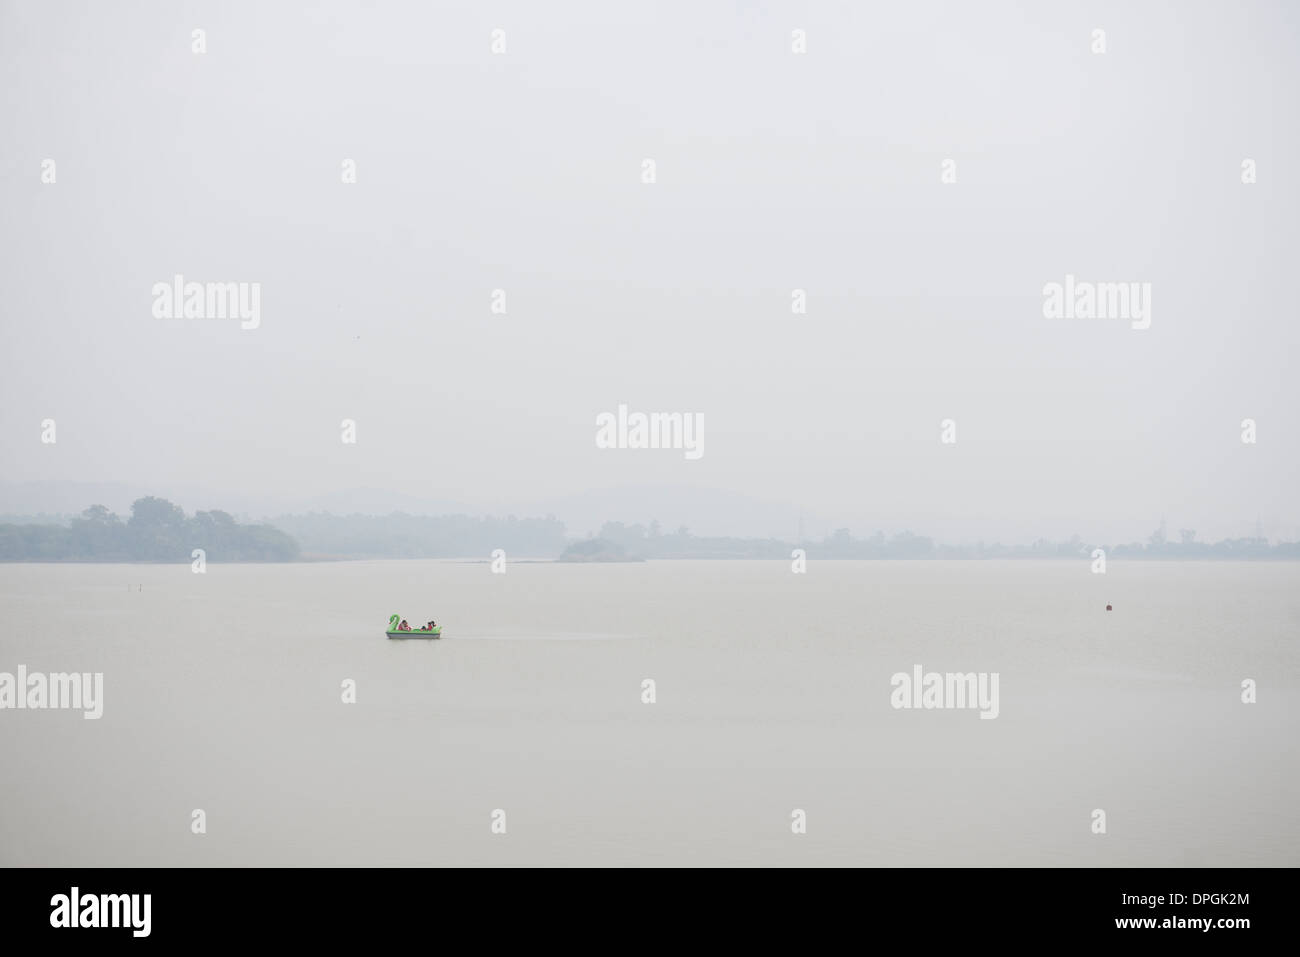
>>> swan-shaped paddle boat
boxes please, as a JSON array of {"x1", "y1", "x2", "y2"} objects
[{"x1": 387, "y1": 614, "x2": 442, "y2": 639}]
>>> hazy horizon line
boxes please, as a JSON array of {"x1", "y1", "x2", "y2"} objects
[{"x1": 0, "y1": 497, "x2": 1293, "y2": 551}]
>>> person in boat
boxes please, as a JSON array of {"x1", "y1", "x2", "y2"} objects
[
  {"x1": 399, "y1": 619, "x2": 410, "y2": 631},
  {"x1": 426, "y1": 620, "x2": 436, "y2": 631}
]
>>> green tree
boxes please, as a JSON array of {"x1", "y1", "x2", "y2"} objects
[
  {"x1": 128, "y1": 496, "x2": 188, "y2": 560},
  {"x1": 70, "y1": 504, "x2": 126, "y2": 558}
]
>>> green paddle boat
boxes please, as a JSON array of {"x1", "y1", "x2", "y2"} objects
[{"x1": 387, "y1": 614, "x2": 442, "y2": 639}]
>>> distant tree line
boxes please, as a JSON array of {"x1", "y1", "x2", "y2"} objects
[
  {"x1": 270, "y1": 511, "x2": 567, "y2": 559},
  {"x1": 0, "y1": 497, "x2": 299, "y2": 561},
  {"x1": 588, "y1": 521, "x2": 1300, "y2": 560},
  {"x1": 558, "y1": 538, "x2": 644, "y2": 562},
  {"x1": 2, "y1": 505, "x2": 1296, "y2": 562}
]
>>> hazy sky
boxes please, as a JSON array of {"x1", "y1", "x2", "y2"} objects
[{"x1": 2, "y1": 1, "x2": 1297, "y2": 542}]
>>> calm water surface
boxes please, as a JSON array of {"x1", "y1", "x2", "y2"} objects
[{"x1": 1, "y1": 560, "x2": 1296, "y2": 866}]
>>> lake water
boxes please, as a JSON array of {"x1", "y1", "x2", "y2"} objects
[{"x1": 1, "y1": 560, "x2": 1296, "y2": 866}]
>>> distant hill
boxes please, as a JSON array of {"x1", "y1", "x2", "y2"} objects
[{"x1": 0, "y1": 480, "x2": 147, "y2": 517}]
